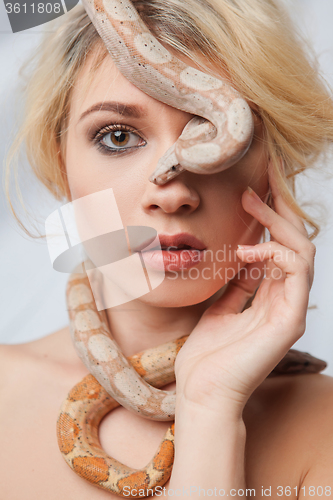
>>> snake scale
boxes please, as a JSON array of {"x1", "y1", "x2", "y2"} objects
[
  {"x1": 57, "y1": 0, "x2": 327, "y2": 496},
  {"x1": 57, "y1": 270, "x2": 327, "y2": 496},
  {"x1": 81, "y1": 0, "x2": 255, "y2": 185}
]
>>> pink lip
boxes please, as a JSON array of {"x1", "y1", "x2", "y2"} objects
[
  {"x1": 141, "y1": 248, "x2": 205, "y2": 271},
  {"x1": 133, "y1": 232, "x2": 207, "y2": 252},
  {"x1": 134, "y1": 233, "x2": 207, "y2": 271}
]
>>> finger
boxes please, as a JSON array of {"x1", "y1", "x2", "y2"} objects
[
  {"x1": 268, "y1": 160, "x2": 308, "y2": 236},
  {"x1": 237, "y1": 241, "x2": 311, "y2": 312},
  {"x1": 238, "y1": 244, "x2": 287, "y2": 287},
  {"x1": 206, "y1": 260, "x2": 266, "y2": 316},
  {"x1": 241, "y1": 186, "x2": 316, "y2": 272}
]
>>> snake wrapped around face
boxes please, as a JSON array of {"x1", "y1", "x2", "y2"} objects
[
  {"x1": 81, "y1": 0, "x2": 255, "y2": 185},
  {"x1": 57, "y1": 1, "x2": 327, "y2": 495}
]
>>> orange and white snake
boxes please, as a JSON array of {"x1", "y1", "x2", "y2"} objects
[
  {"x1": 57, "y1": 0, "x2": 327, "y2": 496},
  {"x1": 57, "y1": 269, "x2": 327, "y2": 497}
]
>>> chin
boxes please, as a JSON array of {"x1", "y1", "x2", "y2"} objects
[{"x1": 137, "y1": 277, "x2": 225, "y2": 308}]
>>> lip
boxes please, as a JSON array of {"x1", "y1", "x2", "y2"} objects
[
  {"x1": 133, "y1": 232, "x2": 207, "y2": 253},
  {"x1": 133, "y1": 232, "x2": 207, "y2": 272},
  {"x1": 141, "y1": 248, "x2": 205, "y2": 271}
]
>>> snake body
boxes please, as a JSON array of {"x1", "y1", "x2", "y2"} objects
[
  {"x1": 67, "y1": 270, "x2": 178, "y2": 421},
  {"x1": 57, "y1": 365, "x2": 178, "y2": 496},
  {"x1": 81, "y1": 0, "x2": 254, "y2": 185},
  {"x1": 58, "y1": 269, "x2": 327, "y2": 496},
  {"x1": 57, "y1": 1, "x2": 327, "y2": 495}
]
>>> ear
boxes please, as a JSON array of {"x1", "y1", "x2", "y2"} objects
[
  {"x1": 277, "y1": 156, "x2": 286, "y2": 176},
  {"x1": 265, "y1": 157, "x2": 273, "y2": 210},
  {"x1": 266, "y1": 157, "x2": 285, "y2": 211}
]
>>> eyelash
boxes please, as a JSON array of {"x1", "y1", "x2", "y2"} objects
[{"x1": 92, "y1": 124, "x2": 146, "y2": 155}]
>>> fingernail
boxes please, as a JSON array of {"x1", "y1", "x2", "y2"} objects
[
  {"x1": 247, "y1": 186, "x2": 263, "y2": 203},
  {"x1": 237, "y1": 244, "x2": 254, "y2": 250}
]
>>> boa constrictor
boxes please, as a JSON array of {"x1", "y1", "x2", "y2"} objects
[
  {"x1": 57, "y1": 269, "x2": 327, "y2": 497},
  {"x1": 81, "y1": 0, "x2": 255, "y2": 185},
  {"x1": 57, "y1": 0, "x2": 327, "y2": 496}
]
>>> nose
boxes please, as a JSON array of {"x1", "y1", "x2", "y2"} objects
[
  {"x1": 141, "y1": 104, "x2": 201, "y2": 215},
  {"x1": 141, "y1": 174, "x2": 200, "y2": 215},
  {"x1": 142, "y1": 137, "x2": 200, "y2": 215}
]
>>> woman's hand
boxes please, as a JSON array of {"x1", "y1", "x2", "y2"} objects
[{"x1": 174, "y1": 162, "x2": 316, "y2": 416}]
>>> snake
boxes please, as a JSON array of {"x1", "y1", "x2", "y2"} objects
[
  {"x1": 57, "y1": 1, "x2": 327, "y2": 495},
  {"x1": 80, "y1": 0, "x2": 255, "y2": 185},
  {"x1": 57, "y1": 269, "x2": 327, "y2": 496}
]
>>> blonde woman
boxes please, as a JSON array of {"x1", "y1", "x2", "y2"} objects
[{"x1": 1, "y1": 0, "x2": 333, "y2": 498}]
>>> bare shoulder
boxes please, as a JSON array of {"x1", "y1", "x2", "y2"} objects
[
  {"x1": 281, "y1": 374, "x2": 333, "y2": 492},
  {"x1": 245, "y1": 373, "x2": 333, "y2": 495},
  {"x1": 0, "y1": 342, "x2": 23, "y2": 391},
  {"x1": 0, "y1": 327, "x2": 88, "y2": 395}
]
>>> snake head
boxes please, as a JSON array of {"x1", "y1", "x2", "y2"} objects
[
  {"x1": 149, "y1": 117, "x2": 218, "y2": 185},
  {"x1": 149, "y1": 113, "x2": 253, "y2": 185},
  {"x1": 148, "y1": 146, "x2": 186, "y2": 185}
]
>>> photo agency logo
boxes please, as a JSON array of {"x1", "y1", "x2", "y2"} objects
[
  {"x1": 45, "y1": 188, "x2": 165, "y2": 311},
  {"x1": 1, "y1": 0, "x2": 78, "y2": 33}
]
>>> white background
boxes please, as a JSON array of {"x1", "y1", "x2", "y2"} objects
[{"x1": 0, "y1": 1, "x2": 332, "y2": 372}]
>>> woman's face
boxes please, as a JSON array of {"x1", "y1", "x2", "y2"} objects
[{"x1": 65, "y1": 47, "x2": 269, "y2": 307}]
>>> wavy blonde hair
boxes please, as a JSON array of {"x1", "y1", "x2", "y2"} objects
[{"x1": 5, "y1": 0, "x2": 333, "y2": 238}]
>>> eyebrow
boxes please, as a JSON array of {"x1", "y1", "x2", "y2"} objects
[{"x1": 78, "y1": 101, "x2": 147, "y2": 123}]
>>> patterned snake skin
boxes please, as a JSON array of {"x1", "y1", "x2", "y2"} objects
[
  {"x1": 81, "y1": 0, "x2": 255, "y2": 185},
  {"x1": 57, "y1": 0, "x2": 327, "y2": 495},
  {"x1": 57, "y1": 270, "x2": 327, "y2": 496}
]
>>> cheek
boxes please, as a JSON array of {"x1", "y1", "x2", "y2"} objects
[
  {"x1": 218, "y1": 133, "x2": 269, "y2": 205},
  {"x1": 65, "y1": 129, "x2": 92, "y2": 200},
  {"x1": 65, "y1": 126, "x2": 146, "y2": 205},
  {"x1": 65, "y1": 134, "x2": 117, "y2": 202},
  {"x1": 202, "y1": 143, "x2": 268, "y2": 245},
  {"x1": 65, "y1": 141, "x2": 145, "y2": 233},
  {"x1": 204, "y1": 188, "x2": 256, "y2": 248}
]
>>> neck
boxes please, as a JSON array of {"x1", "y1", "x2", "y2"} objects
[{"x1": 105, "y1": 286, "x2": 226, "y2": 357}]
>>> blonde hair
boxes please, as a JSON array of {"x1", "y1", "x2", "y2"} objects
[{"x1": 5, "y1": 0, "x2": 333, "y2": 238}]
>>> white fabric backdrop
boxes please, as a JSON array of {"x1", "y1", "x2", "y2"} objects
[{"x1": 1, "y1": 0, "x2": 332, "y2": 372}]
